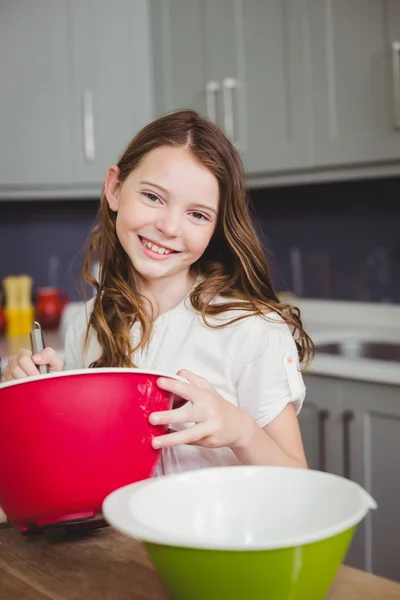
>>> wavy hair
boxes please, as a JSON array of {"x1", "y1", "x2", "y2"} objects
[{"x1": 82, "y1": 110, "x2": 314, "y2": 369}]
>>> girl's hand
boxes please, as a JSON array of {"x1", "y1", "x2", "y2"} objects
[
  {"x1": 1, "y1": 347, "x2": 64, "y2": 382},
  {"x1": 149, "y1": 369, "x2": 254, "y2": 450}
]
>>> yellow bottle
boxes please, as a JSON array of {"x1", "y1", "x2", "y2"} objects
[
  {"x1": 3, "y1": 276, "x2": 21, "y2": 337},
  {"x1": 18, "y1": 275, "x2": 34, "y2": 337},
  {"x1": 3, "y1": 275, "x2": 34, "y2": 339}
]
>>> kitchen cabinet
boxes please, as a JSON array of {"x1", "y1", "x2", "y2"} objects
[
  {"x1": 151, "y1": 0, "x2": 400, "y2": 179},
  {"x1": 308, "y1": 0, "x2": 400, "y2": 167},
  {"x1": 300, "y1": 373, "x2": 400, "y2": 583},
  {"x1": 299, "y1": 375, "x2": 344, "y2": 475},
  {"x1": 342, "y1": 379, "x2": 400, "y2": 583},
  {"x1": 150, "y1": 0, "x2": 313, "y2": 174},
  {"x1": 0, "y1": 1, "x2": 73, "y2": 188},
  {"x1": 150, "y1": 0, "x2": 207, "y2": 118},
  {"x1": 5, "y1": 1, "x2": 400, "y2": 195},
  {"x1": 70, "y1": 0, "x2": 154, "y2": 186},
  {"x1": 238, "y1": 0, "x2": 313, "y2": 172},
  {"x1": 0, "y1": 0, "x2": 154, "y2": 197}
]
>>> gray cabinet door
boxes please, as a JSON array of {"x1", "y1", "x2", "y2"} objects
[
  {"x1": 0, "y1": 1, "x2": 73, "y2": 187},
  {"x1": 239, "y1": 0, "x2": 313, "y2": 173},
  {"x1": 150, "y1": 0, "x2": 312, "y2": 174},
  {"x1": 150, "y1": 0, "x2": 208, "y2": 118},
  {"x1": 70, "y1": 0, "x2": 154, "y2": 187},
  {"x1": 202, "y1": 1, "x2": 244, "y2": 144},
  {"x1": 341, "y1": 379, "x2": 400, "y2": 582},
  {"x1": 300, "y1": 374, "x2": 344, "y2": 475},
  {"x1": 308, "y1": 0, "x2": 400, "y2": 167}
]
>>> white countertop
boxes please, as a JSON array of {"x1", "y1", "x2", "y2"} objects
[
  {"x1": 295, "y1": 299, "x2": 400, "y2": 386},
  {"x1": 1, "y1": 299, "x2": 399, "y2": 386}
]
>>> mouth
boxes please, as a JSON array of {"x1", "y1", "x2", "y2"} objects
[{"x1": 138, "y1": 236, "x2": 180, "y2": 257}]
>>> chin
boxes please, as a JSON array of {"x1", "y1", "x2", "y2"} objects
[{"x1": 130, "y1": 259, "x2": 175, "y2": 280}]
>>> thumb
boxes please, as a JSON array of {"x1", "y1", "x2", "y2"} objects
[
  {"x1": 176, "y1": 369, "x2": 210, "y2": 389},
  {"x1": 32, "y1": 347, "x2": 64, "y2": 372}
]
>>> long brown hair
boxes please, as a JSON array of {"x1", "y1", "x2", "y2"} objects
[{"x1": 82, "y1": 110, "x2": 314, "y2": 369}]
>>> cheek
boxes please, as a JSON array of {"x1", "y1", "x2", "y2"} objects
[
  {"x1": 116, "y1": 204, "x2": 144, "y2": 233},
  {"x1": 188, "y1": 226, "x2": 215, "y2": 254}
]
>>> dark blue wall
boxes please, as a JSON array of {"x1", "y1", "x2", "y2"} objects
[{"x1": 0, "y1": 176, "x2": 399, "y2": 303}]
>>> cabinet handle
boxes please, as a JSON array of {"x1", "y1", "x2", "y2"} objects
[
  {"x1": 222, "y1": 77, "x2": 237, "y2": 142},
  {"x1": 392, "y1": 42, "x2": 400, "y2": 130},
  {"x1": 82, "y1": 90, "x2": 95, "y2": 162},
  {"x1": 206, "y1": 81, "x2": 220, "y2": 124},
  {"x1": 318, "y1": 409, "x2": 330, "y2": 472},
  {"x1": 342, "y1": 410, "x2": 355, "y2": 479}
]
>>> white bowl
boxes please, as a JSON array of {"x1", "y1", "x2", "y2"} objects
[{"x1": 103, "y1": 465, "x2": 376, "y2": 551}]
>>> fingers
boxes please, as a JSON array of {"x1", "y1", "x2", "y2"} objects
[
  {"x1": 14, "y1": 349, "x2": 40, "y2": 377},
  {"x1": 2, "y1": 349, "x2": 37, "y2": 381},
  {"x1": 176, "y1": 369, "x2": 211, "y2": 389},
  {"x1": 157, "y1": 371, "x2": 209, "y2": 401},
  {"x1": 149, "y1": 404, "x2": 195, "y2": 426},
  {"x1": 156, "y1": 376, "x2": 196, "y2": 402},
  {"x1": 7, "y1": 363, "x2": 34, "y2": 380},
  {"x1": 152, "y1": 371, "x2": 216, "y2": 449},
  {"x1": 152, "y1": 423, "x2": 210, "y2": 449},
  {"x1": 1, "y1": 347, "x2": 63, "y2": 383},
  {"x1": 32, "y1": 347, "x2": 64, "y2": 373}
]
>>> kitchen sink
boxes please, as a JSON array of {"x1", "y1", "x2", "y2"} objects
[{"x1": 316, "y1": 340, "x2": 400, "y2": 362}]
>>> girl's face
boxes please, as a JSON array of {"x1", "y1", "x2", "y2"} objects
[{"x1": 105, "y1": 146, "x2": 219, "y2": 284}]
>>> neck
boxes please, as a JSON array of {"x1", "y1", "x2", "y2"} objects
[{"x1": 137, "y1": 271, "x2": 195, "y2": 319}]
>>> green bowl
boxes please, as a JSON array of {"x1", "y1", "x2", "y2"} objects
[{"x1": 103, "y1": 466, "x2": 376, "y2": 600}]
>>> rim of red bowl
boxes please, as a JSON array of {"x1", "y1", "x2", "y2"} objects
[{"x1": 0, "y1": 368, "x2": 186, "y2": 390}]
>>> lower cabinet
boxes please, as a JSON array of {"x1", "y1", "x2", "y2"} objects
[{"x1": 300, "y1": 374, "x2": 400, "y2": 582}]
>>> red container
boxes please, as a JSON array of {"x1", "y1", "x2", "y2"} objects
[
  {"x1": 0, "y1": 368, "x2": 177, "y2": 532},
  {"x1": 35, "y1": 287, "x2": 69, "y2": 330}
]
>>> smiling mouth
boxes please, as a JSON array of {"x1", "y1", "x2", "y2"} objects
[{"x1": 138, "y1": 236, "x2": 180, "y2": 256}]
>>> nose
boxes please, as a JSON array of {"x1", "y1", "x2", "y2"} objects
[{"x1": 155, "y1": 208, "x2": 182, "y2": 238}]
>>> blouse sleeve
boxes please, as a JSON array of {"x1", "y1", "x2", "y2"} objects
[{"x1": 233, "y1": 314, "x2": 306, "y2": 429}]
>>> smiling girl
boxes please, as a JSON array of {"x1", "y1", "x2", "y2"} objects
[{"x1": 2, "y1": 110, "x2": 314, "y2": 473}]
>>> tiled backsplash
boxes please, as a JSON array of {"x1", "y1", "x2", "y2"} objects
[
  {"x1": 0, "y1": 199, "x2": 96, "y2": 302},
  {"x1": 0, "y1": 176, "x2": 399, "y2": 303},
  {"x1": 251, "y1": 177, "x2": 400, "y2": 303}
]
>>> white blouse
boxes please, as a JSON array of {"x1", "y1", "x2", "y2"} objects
[{"x1": 64, "y1": 294, "x2": 306, "y2": 475}]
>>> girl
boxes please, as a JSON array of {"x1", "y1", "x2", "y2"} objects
[{"x1": 2, "y1": 110, "x2": 313, "y2": 473}]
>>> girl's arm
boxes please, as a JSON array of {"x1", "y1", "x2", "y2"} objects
[
  {"x1": 151, "y1": 316, "x2": 309, "y2": 469},
  {"x1": 151, "y1": 369, "x2": 307, "y2": 469},
  {"x1": 231, "y1": 402, "x2": 307, "y2": 468}
]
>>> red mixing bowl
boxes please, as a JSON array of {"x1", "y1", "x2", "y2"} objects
[{"x1": 0, "y1": 368, "x2": 178, "y2": 532}]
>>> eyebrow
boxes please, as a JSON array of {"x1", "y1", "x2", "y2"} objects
[
  {"x1": 140, "y1": 180, "x2": 218, "y2": 215},
  {"x1": 193, "y1": 203, "x2": 218, "y2": 215},
  {"x1": 140, "y1": 180, "x2": 169, "y2": 194}
]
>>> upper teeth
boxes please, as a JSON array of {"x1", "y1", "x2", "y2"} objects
[{"x1": 142, "y1": 238, "x2": 173, "y2": 255}]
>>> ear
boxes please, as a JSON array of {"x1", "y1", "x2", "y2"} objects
[{"x1": 104, "y1": 165, "x2": 120, "y2": 211}]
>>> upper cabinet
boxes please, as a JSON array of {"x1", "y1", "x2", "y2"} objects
[
  {"x1": 151, "y1": 0, "x2": 313, "y2": 174},
  {"x1": 0, "y1": 1, "x2": 73, "y2": 189},
  {"x1": 3, "y1": 1, "x2": 400, "y2": 197},
  {"x1": 239, "y1": 0, "x2": 313, "y2": 172},
  {"x1": 70, "y1": 0, "x2": 154, "y2": 187},
  {"x1": 150, "y1": 0, "x2": 207, "y2": 117},
  {"x1": 151, "y1": 0, "x2": 400, "y2": 179},
  {"x1": 0, "y1": 0, "x2": 154, "y2": 198},
  {"x1": 308, "y1": 0, "x2": 400, "y2": 167}
]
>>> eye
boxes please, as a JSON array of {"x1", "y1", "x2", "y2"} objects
[
  {"x1": 189, "y1": 211, "x2": 209, "y2": 221},
  {"x1": 143, "y1": 192, "x2": 161, "y2": 204}
]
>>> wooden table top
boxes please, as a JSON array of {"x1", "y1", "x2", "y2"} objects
[{"x1": 0, "y1": 525, "x2": 399, "y2": 600}]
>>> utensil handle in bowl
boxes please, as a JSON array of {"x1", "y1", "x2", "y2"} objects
[{"x1": 30, "y1": 321, "x2": 49, "y2": 375}]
